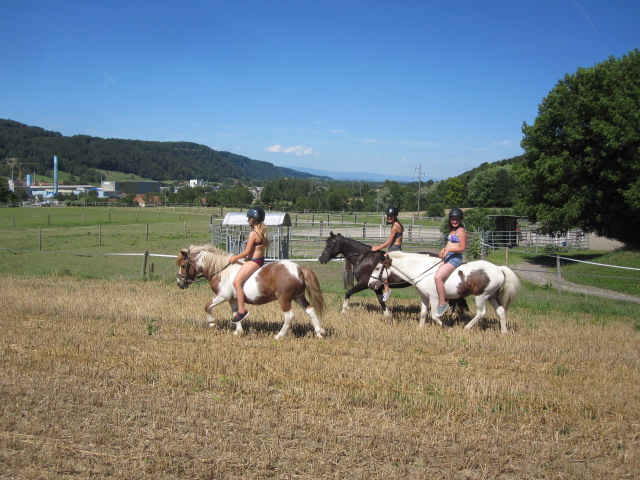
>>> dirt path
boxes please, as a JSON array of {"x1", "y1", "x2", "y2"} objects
[{"x1": 511, "y1": 258, "x2": 640, "y2": 304}]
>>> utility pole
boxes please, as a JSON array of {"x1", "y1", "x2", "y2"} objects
[{"x1": 414, "y1": 164, "x2": 425, "y2": 217}]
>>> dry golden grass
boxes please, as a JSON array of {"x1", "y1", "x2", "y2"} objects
[{"x1": 1, "y1": 273, "x2": 638, "y2": 479}]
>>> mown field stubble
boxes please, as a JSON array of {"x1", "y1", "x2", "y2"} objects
[{"x1": 2, "y1": 260, "x2": 639, "y2": 479}]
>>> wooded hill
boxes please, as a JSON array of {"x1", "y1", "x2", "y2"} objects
[{"x1": 0, "y1": 119, "x2": 328, "y2": 183}]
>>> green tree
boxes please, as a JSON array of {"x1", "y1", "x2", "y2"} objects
[
  {"x1": 217, "y1": 185, "x2": 254, "y2": 206},
  {"x1": 467, "y1": 166, "x2": 519, "y2": 207},
  {"x1": 443, "y1": 177, "x2": 465, "y2": 208},
  {"x1": 518, "y1": 50, "x2": 640, "y2": 245},
  {"x1": 0, "y1": 178, "x2": 18, "y2": 203},
  {"x1": 323, "y1": 185, "x2": 350, "y2": 211}
]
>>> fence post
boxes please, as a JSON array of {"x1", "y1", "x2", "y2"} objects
[
  {"x1": 146, "y1": 223, "x2": 149, "y2": 241},
  {"x1": 556, "y1": 255, "x2": 562, "y2": 293},
  {"x1": 141, "y1": 251, "x2": 149, "y2": 279}
]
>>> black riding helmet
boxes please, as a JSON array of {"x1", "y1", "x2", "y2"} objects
[
  {"x1": 385, "y1": 205, "x2": 399, "y2": 216},
  {"x1": 247, "y1": 207, "x2": 266, "y2": 223},
  {"x1": 449, "y1": 207, "x2": 463, "y2": 219}
]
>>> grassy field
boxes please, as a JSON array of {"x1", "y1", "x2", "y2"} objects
[{"x1": 1, "y1": 207, "x2": 639, "y2": 478}]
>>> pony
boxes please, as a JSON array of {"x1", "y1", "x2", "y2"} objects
[
  {"x1": 176, "y1": 244, "x2": 326, "y2": 340},
  {"x1": 319, "y1": 231, "x2": 468, "y2": 317},
  {"x1": 368, "y1": 251, "x2": 521, "y2": 333}
]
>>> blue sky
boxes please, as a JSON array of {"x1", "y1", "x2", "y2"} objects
[{"x1": 1, "y1": 1, "x2": 639, "y2": 181}]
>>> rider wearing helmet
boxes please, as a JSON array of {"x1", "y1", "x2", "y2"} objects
[
  {"x1": 434, "y1": 208, "x2": 467, "y2": 317},
  {"x1": 229, "y1": 207, "x2": 270, "y2": 323},
  {"x1": 371, "y1": 205, "x2": 404, "y2": 301}
]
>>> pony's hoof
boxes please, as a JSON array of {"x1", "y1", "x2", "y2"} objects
[
  {"x1": 315, "y1": 329, "x2": 326, "y2": 338},
  {"x1": 206, "y1": 321, "x2": 216, "y2": 328},
  {"x1": 383, "y1": 309, "x2": 392, "y2": 317}
]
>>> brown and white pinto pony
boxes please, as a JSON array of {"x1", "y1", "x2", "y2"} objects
[
  {"x1": 176, "y1": 245, "x2": 326, "y2": 339},
  {"x1": 369, "y1": 251, "x2": 521, "y2": 333}
]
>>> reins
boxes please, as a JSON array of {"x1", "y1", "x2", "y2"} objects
[{"x1": 374, "y1": 258, "x2": 443, "y2": 287}]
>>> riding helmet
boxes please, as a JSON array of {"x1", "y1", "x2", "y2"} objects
[
  {"x1": 449, "y1": 207, "x2": 464, "y2": 219},
  {"x1": 247, "y1": 206, "x2": 266, "y2": 222},
  {"x1": 385, "y1": 205, "x2": 399, "y2": 216}
]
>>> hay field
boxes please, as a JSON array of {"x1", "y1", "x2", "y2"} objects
[{"x1": 1, "y1": 269, "x2": 639, "y2": 479}]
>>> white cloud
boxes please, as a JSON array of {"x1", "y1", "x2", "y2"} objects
[{"x1": 266, "y1": 145, "x2": 316, "y2": 156}]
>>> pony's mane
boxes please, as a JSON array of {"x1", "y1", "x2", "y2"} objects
[
  {"x1": 337, "y1": 234, "x2": 371, "y2": 251},
  {"x1": 190, "y1": 244, "x2": 235, "y2": 277}
]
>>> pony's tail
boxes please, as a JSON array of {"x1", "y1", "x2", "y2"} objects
[
  {"x1": 301, "y1": 266, "x2": 325, "y2": 318},
  {"x1": 499, "y1": 266, "x2": 522, "y2": 310}
]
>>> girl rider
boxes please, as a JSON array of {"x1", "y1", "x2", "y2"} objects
[
  {"x1": 371, "y1": 205, "x2": 404, "y2": 301},
  {"x1": 434, "y1": 208, "x2": 466, "y2": 317},
  {"x1": 229, "y1": 207, "x2": 269, "y2": 323}
]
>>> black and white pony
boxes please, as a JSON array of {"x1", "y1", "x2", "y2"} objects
[
  {"x1": 369, "y1": 251, "x2": 521, "y2": 333},
  {"x1": 319, "y1": 232, "x2": 468, "y2": 317}
]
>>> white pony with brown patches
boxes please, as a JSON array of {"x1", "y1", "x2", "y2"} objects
[
  {"x1": 177, "y1": 245, "x2": 325, "y2": 339},
  {"x1": 369, "y1": 251, "x2": 521, "y2": 333}
]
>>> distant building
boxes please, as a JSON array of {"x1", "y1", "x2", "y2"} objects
[
  {"x1": 133, "y1": 195, "x2": 162, "y2": 206},
  {"x1": 101, "y1": 181, "x2": 161, "y2": 195}
]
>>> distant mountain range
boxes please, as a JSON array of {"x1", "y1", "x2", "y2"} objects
[
  {"x1": 1, "y1": 118, "x2": 522, "y2": 184},
  {"x1": 283, "y1": 166, "x2": 417, "y2": 182}
]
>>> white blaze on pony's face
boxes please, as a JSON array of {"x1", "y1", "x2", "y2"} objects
[
  {"x1": 368, "y1": 256, "x2": 392, "y2": 290},
  {"x1": 176, "y1": 249, "x2": 194, "y2": 289}
]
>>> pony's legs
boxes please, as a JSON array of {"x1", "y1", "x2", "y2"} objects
[
  {"x1": 375, "y1": 290, "x2": 392, "y2": 317},
  {"x1": 341, "y1": 282, "x2": 370, "y2": 313},
  {"x1": 427, "y1": 296, "x2": 444, "y2": 327},
  {"x1": 204, "y1": 296, "x2": 233, "y2": 327},
  {"x1": 275, "y1": 309, "x2": 295, "y2": 340},
  {"x1": 293, "y1": 297, "x2": 326, "y2": 338},
  {"x1": 342, "y1": 282, "x2": 390, "y2": 316},
  {"x1": 464, "y1": 295, "x2": 489, "y2": 330},
  {"x1": 204, "y1": 298, "x2": 245, "y2": 335},
  {"x1": 419, "y1": 299, "x2": 429, "y2": 327},
  {"x1": 488, "y1": 297, "x2": 508, "y2": 334}
]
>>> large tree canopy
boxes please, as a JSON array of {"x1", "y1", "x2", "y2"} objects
[{"x1": 518, "y1": 49, "x2": 640, "y2": 246}]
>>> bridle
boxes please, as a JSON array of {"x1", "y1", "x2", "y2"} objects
[
  {"x1": 369, "y1": 256, "x2": 443, "y2": 287},
  {"x1": 177, "y1": 249, "x2": 206, "y2": 286},
  {"x1": 177, "y1": 248, "x2": 235, "y2": 287}
]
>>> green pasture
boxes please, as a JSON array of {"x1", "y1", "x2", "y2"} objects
[
  {"x1": 485, "y1": 248, "x2": 640, "y2": 297},
  {"x1": 1, "y1": 206, "x2": 638, "y2": 322}
]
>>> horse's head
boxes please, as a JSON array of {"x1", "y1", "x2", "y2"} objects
[
  {"x1": 368, "y1": 255, "x2": 393, "y2": 290},
  {"x1": 176, "y1": 248, "x2": 198, "y2": 289},
  {"x1": 319, "y1": 231, "x2": 340, "y2": 264}
]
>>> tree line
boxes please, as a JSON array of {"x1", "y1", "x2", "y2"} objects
[{"x1": 0, "y1": 119, "x2": 324, "y2": 183}]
